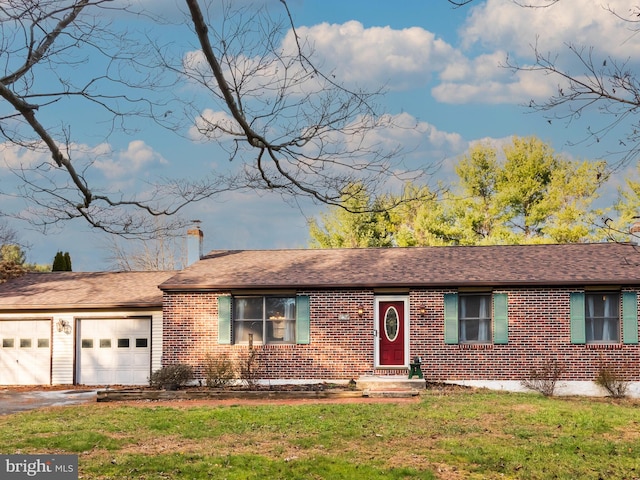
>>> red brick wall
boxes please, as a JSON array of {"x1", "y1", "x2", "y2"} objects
[{"x1": 162, "y1": 287, "x2": 640, "y2": 382}]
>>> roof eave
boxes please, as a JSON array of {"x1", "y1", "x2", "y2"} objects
[
  {"x1": 159, "y1": 279, "x2": 640, "y2": 292},
  {"x1": 0, "y1": 302, "x2": 163, "y2": 312}
]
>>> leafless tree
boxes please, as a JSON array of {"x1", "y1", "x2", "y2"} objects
[
  {"x1": 449, "y1": 0, "x2": 640, "y2": 169},
  {"x1": 0, "y1": 220, "x2": 18, "y2": 246},
  {"x1": 0, "y1": 1, "x2": 423, "y2": 239},
  {"x1": 507, "y1": 12, "x2": 640, "y2": 169},
  {"x1": 102, "y1": 222, "x2": 184, "y2": 271}
]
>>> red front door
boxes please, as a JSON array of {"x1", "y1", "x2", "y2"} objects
[{"x1": 378, "y1": 301, "x2": 405, "y2": 366}]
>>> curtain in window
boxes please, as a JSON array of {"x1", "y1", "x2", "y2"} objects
[
  {"x1": 237, "y1": 299, "x2": 246, "y2": 319},
  {"x1": 602, "y1": 295, "x2": 613, "y2": 341},
  {"x1": 478, "y1": 296, "x2": 490, "y2": 342},
  {"x1": 586, "y1": 295, "x2": 596, "y2": 341},
  {"x1": 460, "y1": 297, "x2": 467, "y2": 341},
  {"x1": 284, "y1": 301, "x2": 295, "y2": 342}
]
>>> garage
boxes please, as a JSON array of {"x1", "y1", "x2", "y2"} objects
[
  {"x1": 0, "y1": 320, "x2": 52, "y2": 385},
  {"x1": 77, "y1": 318, "x2": 151, "y2": 385}
]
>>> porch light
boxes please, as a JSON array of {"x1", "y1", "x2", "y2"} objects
[
  {"x1": 357, "y1": 305, "x2": 364, "y2": 318},
  {"x1": 419, "y1": 305, "x2": 427, "y2": 315},
  {"x1": 56, "y1": 319, "x2": 71, "y2": 334}
]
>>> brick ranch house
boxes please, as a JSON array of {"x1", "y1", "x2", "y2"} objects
[{"x1": 159, "y1": 241, "x2": 640, "y2": 397}]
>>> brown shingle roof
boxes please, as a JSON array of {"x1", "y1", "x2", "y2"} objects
[
  {"x1": 0, "y1": 271, "x2": 175, "y2": 310},
  {"x1": 159, "y1": 243, "x2": 640, "y2": 291}
]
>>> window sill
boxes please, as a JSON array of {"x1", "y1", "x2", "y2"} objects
[
  {"x1": 585, "y1": 343, "x2": 622, "y2": 350},
  {"x1": 458, "y1": 343, "x2": 493, "y2": 350}
]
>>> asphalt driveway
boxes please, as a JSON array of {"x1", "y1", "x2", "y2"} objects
[{"x1": 0, "y1": 389, "x2": 97, "y2": 415}]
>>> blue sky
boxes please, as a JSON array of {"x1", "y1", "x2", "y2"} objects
[{"x1": 1, "y1": 0, "x2": 638, "y2": 270}]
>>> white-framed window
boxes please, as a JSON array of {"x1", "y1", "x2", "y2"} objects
[
  {"x1": 459, "y1": 293, "x2": 492, "y2": 343},
  {"x1": 233, "y1": 296, "x2": 296, "y2": 344},
  {"x1": 585, "y1": 292, "x2": 620, "y2": 343}
]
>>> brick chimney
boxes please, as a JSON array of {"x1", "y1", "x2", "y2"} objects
[{"x1": 187, "y1": 222, "x2": 203, "y2": 266}]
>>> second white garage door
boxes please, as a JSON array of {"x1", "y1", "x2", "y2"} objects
[{"x1": 77, "y1": 318, "x2": 151, "y2": 385}]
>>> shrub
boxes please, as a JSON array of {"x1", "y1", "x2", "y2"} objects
[
  {"x1": 238, "y1": 348, "x2": 260, "y2": 388},
  {"x1": 204, "y1": 353, "x2": 237, "y2": 388},
  {"x1": 595, "y1": 365, "x2": 629, "y2": 398},
  {"x1": 520, "y1": 358, "x2": 563, "y2": 397},
  {"x1": 149, "y1": 364, "x2": 194, "y2": 389}
]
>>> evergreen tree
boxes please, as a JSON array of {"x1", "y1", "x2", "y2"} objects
[
  {"x1": 309, "y1": 136, "x2": 607, "y2": 247},
  {"x1": 52, "y1": 251, "x2": 72, "y2": 271},
  {"x1": 64, "y1": 252, "x2": 72, "y2": 271}
]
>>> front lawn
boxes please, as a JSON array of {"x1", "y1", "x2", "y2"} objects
[{"x1": 1, "y1": 389, "x2": 639, "y2": 479}]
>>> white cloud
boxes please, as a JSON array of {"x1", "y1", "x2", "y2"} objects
[
  {"x1": 462, "y1": 0, "x2": 640, "y2": 59},
  {"x1": 0, "y1": 143, "x2": 48, "y2": 171},
  {"x1": 0, "y1": 140, "x2": 167, "y2": 181},
  {"x1": 188, "y1": 109, "x2": 242, "y2": 142},
  {"x1": 429, "y1": 0, "x2": 640, "y2": 105},
  {"x1": 285, "y1": 21, "x2": 461, "y2": 91},
  {"x1": 433, "y1": 65, "x2": 557, "y2": 104},
  {"x1": 92, "y1": 140, "x2": 168, "y2": 179},
  {"x1": 339, "y1": 112, "x2": 467, "y2": 176}
]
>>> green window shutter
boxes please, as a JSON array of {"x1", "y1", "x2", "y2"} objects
[
  {"x1": 570, "y1": 292, "x2": 586, "y2": 344},
  {"x1": 622, "y1": 291, "x2": 638, "y2": 345},
  {"x1": 217, "y1": 296, "x2": 231, "y2": 344},
  {"x1": 493, "y1": 293, "x2": 508, "y2": 344},
  {"x1": 444, "y1": 293, "x2": 459, "y2": 344},
  {"x1": 296, "y1": 295, "x2": 310, "y2": 344}
]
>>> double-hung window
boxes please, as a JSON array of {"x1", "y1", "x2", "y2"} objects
[
  {"x1": 233, "y1": 296, "x2": 296, "y2": 344},
  {"x1": 444, "y1": 292, "x2": 508, "y2": 345},
  {"x1": 570, "y1": 291, "x2": 638, "y2": 345},
  {"x1": 459, "y1": 294, "x2": 492, "y2": 343},
  {"x1": 586, "y1": 292, "x2": 619, "y2": 343}
]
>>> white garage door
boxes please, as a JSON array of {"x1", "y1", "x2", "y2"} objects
[
  {"x1": 77, "y1": 318, "x2": 151, "y2": 385},
  {"x1": 0, "y1": 320, "x2": 51, "y2": 385}
]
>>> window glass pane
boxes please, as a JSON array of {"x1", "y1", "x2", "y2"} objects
[
  {"x1": 117, "y1": 338, "x2": 130, "y2": 348},
  {"x1": 233, "y1": 296, "x2": 297, "y2": 344},
  {"x1": 136, "y1": 338, "x2": 148, "y2": 348},
  {"x1": 100, "y1": 339, "x2": 111, "y2": 348},
  {"x1": 20, "y1": 338, "x2": 32, "y2": 348},
  {"x1": 384, "y1": 307, "x2": 399, "y2": 342},
  {"x1": 266, "y1": 297, "x2": 296, "y2": 320},
  {"x1": 266, "y1": 320, "x2": 295, "y2": 343},
  {"x1": 234, "y1": 321, "x2": 263, "y2": 343},
  {"x1": 2, "y1": 338, "x2": 14, "y2": 348},
  {"x1": 37, "y1": 338, "x2": 49, "y2": 348},
  {"x1": 586, "y1": 293, "x2": 620, "y2": 342},
  {"x1": 81, "y1": 339, "x2": 93, "y2": 348},
  {"x1": 459, "y1": 294, "x2": 491, "y2": 343},
  {"x1": 234, "y1": 297, "x2": 263, "y2": 320}
]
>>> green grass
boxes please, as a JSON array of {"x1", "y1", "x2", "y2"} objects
[{"x1": 1, "y1": 390, "x2": 640, "y2": 479}]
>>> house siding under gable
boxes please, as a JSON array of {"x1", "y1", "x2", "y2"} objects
[{"x1": 162, "y1": 286, "x2": 640, "y2": 389}]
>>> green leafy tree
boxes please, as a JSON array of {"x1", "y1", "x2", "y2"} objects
[
  {"x1": 448, "y1": 142, "x2": 512, "y2": 245},
  {"x1": 0, "y1": 244, "x2": 27, "y2": 283},
  {"x1": 389, "y1": 184, "x2": 454, "y2": 247},
  {"x1": 1, "y1": 244, "x2": 26, "y2": 265},
  {"x1": 605, "y1": 164, "x2": 640, "y2": 242},
  {"x1": 308, "y1": 184, "x2": 395, "y2": 248},
  {"x1": 309, "y1": 137, "x2": 606, "y2": 247},
  {"x1": 448, "y1": 137, "x2": 605, "y2": 245}
]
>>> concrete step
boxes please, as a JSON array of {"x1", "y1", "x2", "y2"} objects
[
  {"x1": 356, "y1": 375, "x2": 426, "y2": 392},
  {"x1": 362, "y1": 388, "x2": 420, "y2": 398}
]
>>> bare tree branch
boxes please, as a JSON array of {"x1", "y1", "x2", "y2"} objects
[
  {"x1": 0, "y1": 0, "x2": 428, "y2": 241},
  {"x1": 181, "y1": 0, "x2": 423, "y2": 213}
]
